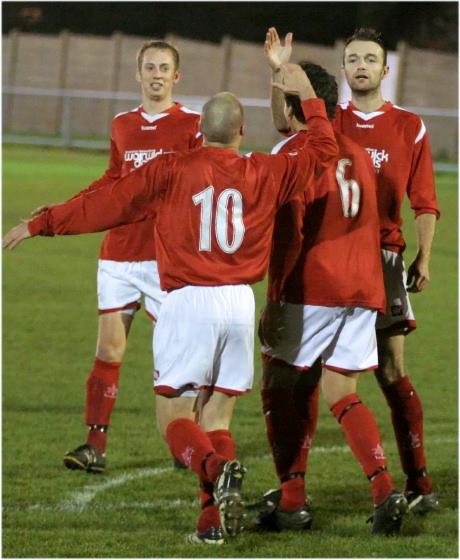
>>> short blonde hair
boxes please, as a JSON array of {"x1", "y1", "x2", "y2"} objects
[{"x1": 136, "y1": 40, "x2": 180, "y2": 72}]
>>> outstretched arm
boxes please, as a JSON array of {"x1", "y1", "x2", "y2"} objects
[
  {"x1": 265, "y1": 27, "x2": 292, "y2": 132},
  {"x1": 3, "y1": 157, "x2": 167, "y2": 250}
]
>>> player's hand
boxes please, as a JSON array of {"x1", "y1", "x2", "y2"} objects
[
  {"x1": 30, "y1": 203, "x2": 56, "y2": 217},
  {"x1": 258, "y1": 299, "x2": 283, "y2": 348},
  {"x1": 406, "y1": 256, "x2": 430, "y2": 293},
  {"x1": 2, "y1": 219, "x2": 32, "y2": 250},
  {"x1": 264, "y1": 27, "x2": 293, "y2": 71},
  {"x1": 272, "y1": 63, "x2": 317, "y2": 100}
]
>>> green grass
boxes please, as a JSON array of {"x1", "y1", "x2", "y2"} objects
[{"x1": 2, "y1": 145, "x2": 458, "y2": 557}]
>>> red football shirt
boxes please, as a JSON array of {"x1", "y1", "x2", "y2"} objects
[
  {"x1": 69, "y1": 103, "x2": 202, "y2": 261},
  {"x1": 268, "y1": 130, "x2": 385, "y2": 312},
  {"x1": 28, "y1": 99, "x2": 339, "y2": 291},
  {"x1": 333, "y1": 101, "x2": 440, "y2": 253}
]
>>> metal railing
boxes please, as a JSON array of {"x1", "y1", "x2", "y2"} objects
[{"x1": 2, "y1": 86, "x2": 458, "y2": 169}]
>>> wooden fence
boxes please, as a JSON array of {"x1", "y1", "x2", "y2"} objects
[{"x1": 2, "y1": 30, "x2": 458, "y2": 159}]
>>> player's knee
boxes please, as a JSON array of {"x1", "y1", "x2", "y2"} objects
[
  {"x1": 96, "y1": 341, "x2": 126, "y2": 363},
  {"x1": 260, "y1": 360, "x2": 298, "y2": 390},
  {"x1": 375, "y1": 364, "x2": 404, "y2": 387}
]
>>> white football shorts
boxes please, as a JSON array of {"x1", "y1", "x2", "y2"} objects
[
  {"x1": 376, "y1": 249, "x2": 416, "y2": 333},
  {"x1": 153, "y1": 284, "x2": 255, "y2": 397},
  {"x1": 262, "y1": 304, "x2": 378, "y2": 373},
  {"x1": 97, "y1": 259, "x2": 166, "y2": 321}
]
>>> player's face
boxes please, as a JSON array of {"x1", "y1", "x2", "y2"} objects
[
  {"x1": 136, "y1": 48, "x2": 180, "y2": 102},
  {"x1": 342, "y1": 40, "x2": 388, "y2": 94}
]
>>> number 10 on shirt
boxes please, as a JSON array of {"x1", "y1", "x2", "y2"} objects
[{"x1": 193, "y1": 186, "x2": 245, "y2": 253}]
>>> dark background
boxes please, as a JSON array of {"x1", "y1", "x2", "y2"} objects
[{"x1": 2, "y1": 1, "x2": 458, "y2": 52}]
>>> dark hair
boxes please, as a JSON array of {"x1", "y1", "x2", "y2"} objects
[
  {"x1": 136, "y1": 40, "x2": 180, "y2": 72},
  {"x1": 344, "y1": 28, "x2": 387, "y2": 65},
  {"x1": 285, "y1": 61, "x2": 338, "y2": 123}
]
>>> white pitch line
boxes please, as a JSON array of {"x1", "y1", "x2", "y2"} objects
[
  {"x1": 28, "y1": 498, "x2": 199, "y2": 513},
  {"x1": 48, "y1": 467, "x2": 172, "y2": 512},
  {"x1": 21, "y1": 436, "x2": 457, "y2": 514}
]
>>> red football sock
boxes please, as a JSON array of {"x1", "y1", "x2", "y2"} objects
[
  {"x1": 196, "y1": 500, "x2": 221, "y2": 533},
  {"x1": 261, "y1": 388, "x2": 307, "y2": 478},
  {"x1": 280, "y1": 476, "x2": 307, "y2": 511},
  {"x1": 195, "y1": 429, "x2": 235, "y2": 533},
  {"x1": 85, "y1": 358, "x2": 121, "y2": 452},
  {"x1": 331, "y1": 393, "x2": 394, "y2": 505},
  {"x1": 165, "y1": 418, "x2": 225, "y2": 483},
  {"x1": 294, "y1": 382, "x2": 320, "y2": 475},
  {"x1": 86, "y1": 427, "x2": 108, "y2": 453},
  {"x1": 262, "y1": 388, "x2": 308, "y2": 508},
  {"x1": 381, "y1": 375, "x2": 432, "y2": 495},
  {"x1": 208, "y1": 429, "x2": 235, "y2": 461},
  {"x1": 276, "y1": 383, "x2": 319, "y2": 511}
]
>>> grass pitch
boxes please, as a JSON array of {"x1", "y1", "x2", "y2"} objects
[{"x1": 2, "y1": 145, "x2": 458, "y2": 558}]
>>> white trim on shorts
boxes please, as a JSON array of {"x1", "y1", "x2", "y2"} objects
[
  {"x1": 153, "y1": 285, "x2": 255, "y2": 397},
  {"x1": 376, "y1": 249, "x2": 416, "y2": 333},
  {"x1": 97, "y1": 259, "x2": 166, "y2": 321},
  {"x1": 262, "y1": 303, "x2": 378, "y2": 373}
]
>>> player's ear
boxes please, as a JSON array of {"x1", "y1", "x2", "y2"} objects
[
  {"x1": 381, "y1": 65, "x2": 390, "y2": 80},
  {"x1": 240, "y1": 124, "x2": 245, "y2": 137},
  {"x1": 135, "y1": 70, "x2": 142, "y2": 83},
  {"x1": 173, "y1": 69, "x2": 181, "y2": 84}
]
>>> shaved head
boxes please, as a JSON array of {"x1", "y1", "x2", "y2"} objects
[{"x1": 200, "y1": 92, "x2": 244, "y2": 145}]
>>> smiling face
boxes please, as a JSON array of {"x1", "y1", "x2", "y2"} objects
[
  {"x1": 136, "y1": 47, "x2": 180, "y2": 103},
  {"x1": 342, "y1": 40, "x2": 389, "y2": 95}
]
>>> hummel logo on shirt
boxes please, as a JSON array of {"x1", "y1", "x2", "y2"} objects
[
  {"x1": 356, "y1": 123, "x2": 374, "y2": 128},
  {"x1": 141, "y1": 125, "x2": 157, "y2": 130}
]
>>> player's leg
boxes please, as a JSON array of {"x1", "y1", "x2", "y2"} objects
[
  {"x1": 252, "y1": 303, "x2": 330, "y2": 531},
  {"x1": 259, "y1": 359, "x2": 319, "y2": 516},
  {"x1": 323, "y1": 306, "x2": 408, "y2": 535},
  {"x1": 63, "y1": 310, "x2": 134, "y2": 473},
  {"x1": 375, "y1": 250, "x2": 437, "y2": 513},
  {"x1": 161, "y1": 391, "x2": 245, "y2": 540},
  {"x1": 323, "y1": 369, "x2": 395, "y2": 503},
  {"x1": 142, "y1": 260, "x2": 191, "y2": 469},
  {"x1": 323, "y1": 368, "x2": 408, "y2": 535},
  {"x1": 194, "y1": 416, "x2": 236, "y2": 545},
  {"x1": 376, "y1": 330, "x2": 437, "y2": 513},
  {"x1": 63, "y1": 259, "x2": 140, "y2": 473},
  {"x1": 154, "y1": 285, "x2": 250, "y2": 540}
]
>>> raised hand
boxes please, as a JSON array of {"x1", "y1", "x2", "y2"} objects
[
  {"x1": 264, "y1": 27, "x2": 293, "y2": 71},
  {"x1": 272, "y1": 63, "x2": 317, "y2": 100}
]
